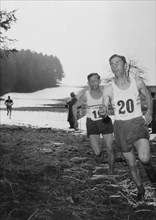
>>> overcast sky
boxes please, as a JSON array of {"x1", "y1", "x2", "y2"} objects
[{"x1": 1, "y1": 0, "x2": 155, "y2": 86}]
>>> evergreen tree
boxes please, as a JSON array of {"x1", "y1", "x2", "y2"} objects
[{"x1": 0, "y1": 50, "x2": 65, "y2": 95}]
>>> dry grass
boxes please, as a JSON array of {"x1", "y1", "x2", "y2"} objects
[{"x1": 0, "y1": 125, "x2": 156, "y2": 220}]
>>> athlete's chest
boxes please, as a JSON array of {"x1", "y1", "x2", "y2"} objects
[{"x1": 6, "y1": 100, "x2": 12, "y2": 103}]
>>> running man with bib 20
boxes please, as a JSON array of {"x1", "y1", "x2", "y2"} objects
[
  {"x1": 100, "y1": 54, "x2": 156, "y2": 201},
  {"x1": 73, "y1": 73, "x2": 115, "y2": 175}
]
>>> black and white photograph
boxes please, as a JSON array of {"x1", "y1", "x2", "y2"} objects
[{"x1": 0, "y1": 1, "x2": 156, "y2": 219}]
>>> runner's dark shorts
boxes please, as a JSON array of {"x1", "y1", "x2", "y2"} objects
[
  {"x1": 86, "y1": 116, "x2": 113, "y2": 137},
  {"x1": 7, "y1": 106, "x2": 12, "y2": 110},
  {"x1": 114, "y1": 116, "x2": 149, "y2": 152}
]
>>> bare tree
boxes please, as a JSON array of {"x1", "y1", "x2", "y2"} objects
[{"x1": 127, "y1": 59, "x2": 147, "y2": 80}]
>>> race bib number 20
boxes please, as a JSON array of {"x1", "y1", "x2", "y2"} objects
[{"x1": 117, "y1": 99, "x2": 134, "y2": 114}]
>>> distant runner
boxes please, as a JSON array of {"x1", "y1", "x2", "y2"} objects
[{"x1": 4, "y1": 96, "x2": 14, "y2": 119}]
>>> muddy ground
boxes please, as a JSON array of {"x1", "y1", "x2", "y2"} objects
[{"x1": 0, "y1": 124, "x2": 156, "y2": 220}]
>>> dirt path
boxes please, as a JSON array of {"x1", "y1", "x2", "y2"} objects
[{"x1": 0, "y1": 125, "x2": 156, "y2": 220}]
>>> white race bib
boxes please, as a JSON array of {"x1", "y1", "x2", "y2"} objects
[{"x1": 90, "y1": 108, "x2": 102, "y2": 121}]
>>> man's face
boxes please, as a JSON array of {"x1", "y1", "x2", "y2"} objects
[
  {"x1": 110, "y1": 57, "x2": 126, "y2": 77},
  {"x1": 88, "y1": 75, "x2": 101, "y2": 90}
]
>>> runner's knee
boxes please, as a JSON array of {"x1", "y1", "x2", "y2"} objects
[
  {"x1": 128, "y1": 164, "x2": 137, "y2": 172},
  {"x1": 94, "y1": 149, "x2": 101, "y2": 157},
  {"x1": 138, "y1": 155, "x2": 150, "y2": 164},
  {"x1": 107, "y1": 147, "x2": 114, "y2": 155},
  {"x1": 90, "y1": 143, "x2": 101, "y2": 156}
]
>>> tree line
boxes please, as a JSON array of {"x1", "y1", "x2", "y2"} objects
[
  {"x1": 0, "y1": 49, "x2": 64, "y2": 95},
  {"x1": 0, "y1": 10, "x2": 64, "y2": 96}
]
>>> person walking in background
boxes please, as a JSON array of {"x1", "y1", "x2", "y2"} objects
[
  {"x1": 101, "y1": 54, "x2": 156, "y2": 201},
  {"x1": 73, "y1": 73, "x2": 115, "y2": 175},
  {"x1": 66, "y1": 92, "x2": 78, "y2": 130},
  {"x1": 151, "y1": 92, "x2": 156, "y2": 133},
  {"x1": 4, "y1": 96, "x2": 14, "y2": 119}
]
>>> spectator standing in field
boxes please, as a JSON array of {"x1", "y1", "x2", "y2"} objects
[
  {"x1": 66, "y1": 92, "x2": 78, "y2": 130},
  {"x1": 101, "y1": 54, "x2": 156, "y2": 201},
  {"x1": 151, "y1": 92, "x2": 156, "y2": 133},
  {"x1": 4, "y1": 96, "x2": 14, "y2": 119},
  {"x1": 73, "y1": 73, "x2": 115, "y2": 174}
]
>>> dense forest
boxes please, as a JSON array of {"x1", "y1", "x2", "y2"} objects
[{"x1": 0, "y1": 49, "x2": 64, "y2": 96}]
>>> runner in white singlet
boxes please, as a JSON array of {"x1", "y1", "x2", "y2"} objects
[
  {"x1": 73, "y1": 73, "x2": 115, "y2": 174},
  {"x1": 100, "y1": 54, "x2": 156, "y2": 201}
]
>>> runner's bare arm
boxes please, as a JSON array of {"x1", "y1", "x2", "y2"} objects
[
  {"x1": 135, "y1": 77, "x2": 152, "y2": 125},
  {"x1": 103, "y1": 84, "x2": 112, "y2": 107},
  {"x1": 99, "y1": 84, "x2": 113, "y2": 117}
]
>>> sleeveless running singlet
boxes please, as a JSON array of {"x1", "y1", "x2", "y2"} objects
[
  {"x1": 86, "y1": 90, "x2": 103, "y2": 121},
  {"x1": 111, "y1": 76, "x2": 142, "y2": 120}
]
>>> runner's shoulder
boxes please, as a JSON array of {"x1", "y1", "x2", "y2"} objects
[
  {"x1": 102, "y1": 82, "x2": 113, "y2": 100},
  {"x1": 75, "y1": 91, "x2": 87, "y2": 106},
  {"x1": 103, "y1": 82, "x2": 113, "y2": 92},
  {"x1": 134, "y1": 75, "x2": 147, "y2": 90}
]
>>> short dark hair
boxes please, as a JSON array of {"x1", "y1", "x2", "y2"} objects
[
  {"x1": 151, "y1": 92, "x2": 155, "y2": 98},
  {"x1": 87, "y1": 73, "x2": 100, "y2": 81},
  {"x1": 109, "y1": 54, "x2": 126, "y2": 64},
  {"x1": 70, "y1": 92, "x2": 76, "y2": 98}
]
